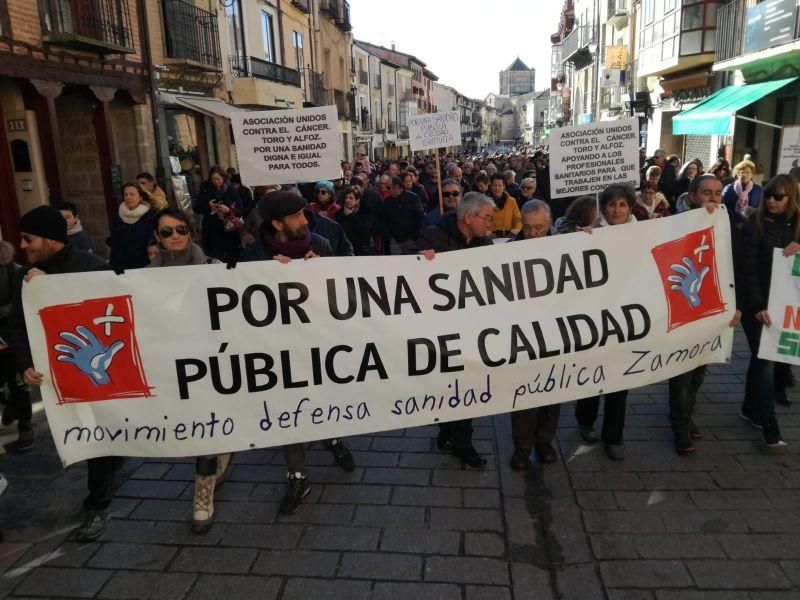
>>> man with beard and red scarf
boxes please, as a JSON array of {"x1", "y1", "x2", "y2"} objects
[{"x1": 240, "y1": 191, "x2": 355, "y2": 515}]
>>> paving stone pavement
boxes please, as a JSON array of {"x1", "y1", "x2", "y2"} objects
[{"x1": 0, "y1": 331, "x2": 799, "y2": 599}]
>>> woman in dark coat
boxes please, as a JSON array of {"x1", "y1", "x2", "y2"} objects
[
  {"x1": 739, "y1": 174, "x2": 800, "y2": 449},
  {"x1": 108, "y1": 182, "x2": 157, "y2": 270},
  {"x1": 334, "y1": 185, "x2": 376, "y2": 255},
  {"x1": 194, "y1": 166, "x2": 242, "y2": 261}
]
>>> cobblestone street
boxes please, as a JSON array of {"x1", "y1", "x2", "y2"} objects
[{"x1": 1, "y1": 331, "x2": 799, "y2": 599}]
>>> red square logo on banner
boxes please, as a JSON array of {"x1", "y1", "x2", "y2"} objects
[
  {"x1": 651, "y1": 227, "x2": 726, "y2": 331},
  {"x1": 38, "y1": 295, "x2": 152, "y2": 404}
]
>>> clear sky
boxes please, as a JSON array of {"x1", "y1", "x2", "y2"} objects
[{"x1": 348, "y1": 0, "x2": 563, "y2": 100}]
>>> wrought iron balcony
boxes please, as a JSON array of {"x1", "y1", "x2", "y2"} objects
[
  {"x1": 562, "y1": 24, "x2": 595, "y2": 64},
  {"x1": 39, "y1": 0, "x2": 134, "y2": 54},
  {"x1": 162, "y1": 0, "x2": 221, "y2": 71},
  {"x1": 338, "y1": 1, "x2": 352, "y2": 31},
  {"x1": 292, "y1": 0, "x2": 310, "y2": 14},
  {"x1": 230, "y1": 55, "x2": 301, "y2": 87},
  {"x1": 305, "y1": 68, "x2": 326, "y2": 105},
  {"x1": 320, "y1": 0, "x2": 339, "y2": 19},
  {"x1": 717, "y1": 0, "x2": 800, "y2": 64}
]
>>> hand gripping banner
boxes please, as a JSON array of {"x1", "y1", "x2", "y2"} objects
[{"x1": 23, "y1": 210, "x2": 736, "y2": 465}]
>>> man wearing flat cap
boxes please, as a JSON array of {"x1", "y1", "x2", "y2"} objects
[
  {"x1": 6, "y1": 204, "x2": 116, "y2": 542},
  {"x1": 240, "y1": 191, "x2": 356, "y2": 515}
]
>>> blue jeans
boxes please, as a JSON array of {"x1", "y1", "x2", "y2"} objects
[{"x1": 741, "y1": 312, "x2": 776, "y2": 425}]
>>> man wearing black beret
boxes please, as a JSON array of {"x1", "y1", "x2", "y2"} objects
[{"x1": 240, "y1": 191, "x2": 356, "y2": 515}]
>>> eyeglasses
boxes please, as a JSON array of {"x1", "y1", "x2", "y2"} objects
[
  {"x1": 476, "y1": 214, "x2": 494, "y2": 224},
  {"x1": 442, "y1": 191, "x2": 460, "y2": 198},
  {"x1": 765, "y1": 193, "x2": 788, "y2": 201},
  {"x1": 317, "y1": 189, "x2": 331, "y2": 195},
  {"x1": 159, "y1": 225, "x2": 191, "y2": 238}
]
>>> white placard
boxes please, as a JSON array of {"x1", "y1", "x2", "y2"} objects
[
  {"x1": 408, "y1": 111, "x2": 462, "y2": 152},
  {"x1": 231, "y1": 106, "x2": 341, "y2": 186},
  {"x1": 759, "y1": 249, "x2": 800, "y2": 364},
  {"x1": 549, "y1": 117, "x2": 640, "y2": 199},
  {"x1": 23, "y1": 210, "x2": 735, "y2": 466},
  {"x1": 778, "y1": 126, "x2": 800, "y2": 176}
]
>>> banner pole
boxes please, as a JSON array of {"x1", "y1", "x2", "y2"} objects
[{"x1": 435, "y1": 151, "x2": 444, "y2": 215}]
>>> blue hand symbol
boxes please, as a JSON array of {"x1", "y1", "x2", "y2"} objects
[
  {"x1": 667, "y1": 257, "x2": 709, "y2": 308},
  {"x1": 54, "y1": 326, "x2": 125, "y2": 386}
]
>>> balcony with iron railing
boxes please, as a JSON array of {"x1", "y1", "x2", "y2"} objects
[
  {"x1": 562, "y1": 23, "x2": 595, "y2": 64},
  {"x1": 320, "y1": 0, "x2": 340, "y2": 19},
  {"x1": 715, "y1": 0, "x2": 799, "y2": 65},
  {"x1": 162, "y1": 0, "x2": 221, "y2": 71},
  {"x1": 305, "y1": 68, "x2": 326, "y2": 105},
  {"x1": 230, "y1": 55, "x2": 301, "y2": 87},
  {"x1": 38, "y1": 0, "x2": 134, "y2": 54},
  {"x1": 292, "y1": 0, "x2": 310, "y2": 14},
  {"x1": 606, "y1": 0, "x2": 628, "y2": 27},
  {"x1": 337, "y1": 1, "x2": 352, "y2": 31}
]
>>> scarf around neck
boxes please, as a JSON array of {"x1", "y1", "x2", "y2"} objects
[
  {"x1": 67, "y1": 221, "x2": 84, "y2": 235},
  {"x1": 119, "y1": 203, "x2": 150, "y2": 225},
  {"x1": 263, "y1": 229, "x2": 312, "y2": 259},
  {"x1": 149, "y1": 242, "x2": 208, "y2": 267},
  {"x1": 734, "y1": 178, "x2": 753, "y2": 214}
]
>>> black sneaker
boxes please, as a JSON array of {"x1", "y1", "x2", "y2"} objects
[
  {"x1": 689, "y1": 420, "x2": 703, "y2": 440},
  {"x1": 673, "y1": 426, "x2": 696, "y2": 455},
  {"x1": 436, "y1": 433, "x2": 452, "y2": 450},
  {"x1": 1, "y1": 403, "x2": 17, "y2": 427},
  {"x1": 509, "y1": 449, "x2": 532, "y2": 471},
  {"x1": 75, "y1": 509, "x2": 109, "y2": 542},
  {"x1": 739, "y1": 410, "x2": 763, "y2": 430},
  {"x1": 327, "y1": 439, "x2": 355, "y2": 472},
  {"x1": 762, "y1": 422, "x2": 787, "y2": 449},
  {"x1": 578, "y1": 425, "x2": 598, "y2": 444},
  {"x1": 279, "y1": 472, "x2": 310, "y2": 515},
  {"x1": 15, "y1": 424, "x2": 34, "y2": 453},
  {"x1": 453, "y1": 446, "x2": 487, "y2": 468}
]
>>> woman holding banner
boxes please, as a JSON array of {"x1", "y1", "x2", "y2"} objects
[
  {"x1": 739, "y1": 174, "x2": 800, "y2": 449},
  {"x1": 147, "y1": 208, "x2": 231, "y2": 532},
  {"x1": 575, "y1": 184, "x2": 637, "y2": 461}
]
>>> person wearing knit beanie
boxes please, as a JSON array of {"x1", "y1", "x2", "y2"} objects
[
  {"x1": 258, "y1": 190, "x2": 307, "y2": 228},
  {"x1": 18, "y1": 205, "x2": 68, "y2": 245}
]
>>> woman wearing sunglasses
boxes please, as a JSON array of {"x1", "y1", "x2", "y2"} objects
[
  {"x1": 740, "y1": 174, "x2": 800, "y2": 450},
  {"x1": 308, "y1": 180, "x2": 341, "y2": 219},
  {"x1": 147, "y1": 209, "x2": 230, "y2": 532}
]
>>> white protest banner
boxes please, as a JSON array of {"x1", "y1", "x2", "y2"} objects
[
  {"x1": 759, "y1": 249, "x2": 800, "y2": 364},
  {"x1": 24, "y1": 210, "x2": 735, "y2": 466},
  {"x1": 777, "y1": 126, "x2": 800, "y2": 175},
  {"x1": 549, "y1": 117, "x2": 640, "y2": 199},
  {"x1": 408, "y1": 111, "x2": 461, "y2": 152},
  {"x1": 230, "y1": 105, "x2": 341, "y2": 186}
]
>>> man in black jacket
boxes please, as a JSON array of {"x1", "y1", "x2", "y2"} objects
[
  {"x1": 380, "y1": 175, "x2": 424, "y2": 255},
  {"x1": 240, "y1": 191, "x2": 355, "y2": 515},
  {"x1": 417, "y1": 192, "x2": 496, "y2": 467},
  {"x1": 668, "y1": 174, "x2": 743, "y2": 454},
  {"x1": 8, "y1": 205, "x2": 115, "y2": 541}
]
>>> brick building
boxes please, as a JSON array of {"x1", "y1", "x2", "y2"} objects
[{"x1": 0, "y1": 0, "x2": 156, "y2": 251}]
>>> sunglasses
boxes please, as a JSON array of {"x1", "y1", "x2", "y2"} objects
[
  {"x1": 765, "y1": 193, "x2": 788, "y2": 201},
  {"x1": 442, "y1": 191, "x2": 460, "y2": 198},
  {"x1": 159, "y1": 225, "x2": 190, "y2": 238},
  {"x1": 317, "y1": 189, "x2": 331, "y2": 195}
]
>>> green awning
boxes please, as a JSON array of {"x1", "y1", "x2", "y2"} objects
[{"x1": 672, "y1": 77, "x2": 797, "y2": 136}]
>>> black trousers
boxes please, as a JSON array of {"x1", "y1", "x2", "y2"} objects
[
  {"x1": 84, "y1": 457, "x2": 117, "y2": 511},
  {"x1": 511, "y1": 404, "x2": 561, "y2": 451},
  {"x1": 575, "y1": 391, "x2": 628, "y2": 445},
  {"x1": 668, "y1": 366, "x2": 706, "y2": 428},
  {"x1": 439, "y1": 419, "x2": 473, "y2": 449},
  {"x1": 0, "y1": 348, "x2": 31, "y2": 424}
]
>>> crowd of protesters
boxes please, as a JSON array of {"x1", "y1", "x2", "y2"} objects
[{"x1": 0, "y1": 143, "x2": 798, "y2": 544}]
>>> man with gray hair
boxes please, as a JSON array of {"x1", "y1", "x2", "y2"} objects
[
  {"x1": 509, "y1": 199, "x2": 560, "y2": 469},
  {"x1": 417, "y1": 191, "x2": 495, "y2": 467}
]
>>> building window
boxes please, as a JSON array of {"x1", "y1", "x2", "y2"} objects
[
  {"x1": 261, "y1": 12, "x2": 276, "y2": 63},
  {"x1": 293, "y1": 30, "x2": 304, "y2": 70},
  {"x1": 679, "y1": 0, "x2": 719, "y2": 56},
  {"x1": 227, "y1": 0, "x2": 245, "y2": 61}
]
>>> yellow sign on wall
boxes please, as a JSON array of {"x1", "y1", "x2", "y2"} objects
[{"x1": 606, "y1": 46, "x2": 627, "y2": 69}]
